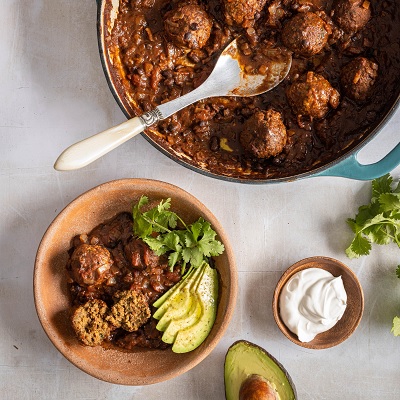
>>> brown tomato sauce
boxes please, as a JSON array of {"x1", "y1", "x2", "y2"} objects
[{"x1": 106, "y1": 0, "x2": 400, "y2": 179}]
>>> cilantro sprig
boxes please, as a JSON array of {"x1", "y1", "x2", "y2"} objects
[
  {"x1": 345, "y1": 173, "x2": 400, "y2": 336},
  {"x1": 346, "y1": 173, "x2": 400, "y2": 258},
  {"x1": 132, "y1": 196, "x2": 224, "y2": 274}
]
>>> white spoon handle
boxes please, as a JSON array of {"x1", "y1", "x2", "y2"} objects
[{"x1": 54, "y1": 117, "x2": 146, "y2": 171}]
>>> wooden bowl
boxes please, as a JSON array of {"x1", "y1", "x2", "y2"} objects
[
  {"x1": 34, "y1": 179, "x2": 238, "y2": 385},
  {"x1": 272, "y1": 256, "x2": 364, "y2": 349}
]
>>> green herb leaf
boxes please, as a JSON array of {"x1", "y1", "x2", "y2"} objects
[
  {"x1": 345, "y1": 174, "x2": 400, "y2": 258},
  {"x1": 346, "y1": 174, "x2": 400, "y2": 337},
  {"x1": 345, "y1": 234, "x2": 371, "y2": 259},
  {"x1": 372, "y1": 173, "x2": 392, "y2": 201},
  {"x1": 392, "y1": 316, "x2": 400, "y2": 336},
  {"x1": 132, "y1": 197, "x2": 224, "y2": 273}
]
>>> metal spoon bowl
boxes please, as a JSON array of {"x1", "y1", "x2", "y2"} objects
[{"x1": 54, "y1": 39, "x2": 292, "y2": 171}]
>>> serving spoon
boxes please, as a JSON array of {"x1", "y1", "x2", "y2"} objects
[{"x1": 54, "y1": 39, "x2": 292, "y2": 171}]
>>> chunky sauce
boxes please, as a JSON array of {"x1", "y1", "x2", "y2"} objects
[
  {"x1": 105, "y1": 0, "x2": 400, "y2": 180},
  {"x1": 66, "y1": 212, "x2": 182, "y2": 350}
]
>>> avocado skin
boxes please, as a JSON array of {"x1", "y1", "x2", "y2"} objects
[{"x1": 224, "y1": 340, "x2": 297, "y2": 400}]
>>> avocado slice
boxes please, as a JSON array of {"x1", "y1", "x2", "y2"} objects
[
  {"x1": 153, "y1": 267, "x2": 198, "y2": 309},
  {"x1": 161, "y1": 296, "x2": 202, "y2": 344},
  {"x1": 224, "y1": 340, "x2": 297, "y2": 400},
  {"x1": 171, "y1": 263, "x2": 218, "y2": 353},
  {"x1": 153, "y1": 266, "x2": 203, "y2": 320},
  {"x1": 155, "y1": 288, "x2": 195, "y2": 332}
]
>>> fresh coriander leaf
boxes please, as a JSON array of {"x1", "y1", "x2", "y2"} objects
[
  {"x1": 379, "y1": 193, "x2": 400, "y2": 213},
  {"x1": 132, "y1": 197, "x2": 225, "y2": 274},
  {"x1": 162, "y1": 232, "x2": 182, "y2": 252},
  {"x1": 142, "y1": 236, "x2": 168, "y2": 255},
  {"x1": 354, "y1": 204, "x2": 379, "y2": 227},
  {"x1": 372, "y1": 173, "x2": 392, "y2": 201},
  {"x1": 133, "y1": 196, "x2": 153, "y2": 237},
  {"x1": 392, "y1": 316, "x2": 400, "y2": 336},
  {"x1": 181, "y1": 247, "x2": 204, "y2": 268},
  {"x1": 168, "y1": 251, "x2": 181, "y2": 269},
  {"x1": 363, "y1": 224, "x2": 392, "y2": 246},
  {"x1": 346, "y1": 218, "x2": 358, "y2": 234},
  {"x1": 345, "y1": 234, "x2": 371, "y2": 258},
  {"x1": 189, "y1": 219, "x2": 204, "y2": 241}
]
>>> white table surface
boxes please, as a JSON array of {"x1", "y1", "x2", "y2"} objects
[{"x1": 1, "y1": 1, "x2": 400, "y2": 399}]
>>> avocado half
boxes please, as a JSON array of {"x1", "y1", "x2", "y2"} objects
[{"x1": 224, "y1": 340, "x2": 297, "y2": 400}]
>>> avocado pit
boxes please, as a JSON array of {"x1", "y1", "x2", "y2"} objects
[{"x1": 239, "y1": 374, "x2": 278, "y2": 400}]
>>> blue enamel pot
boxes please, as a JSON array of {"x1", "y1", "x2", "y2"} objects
[{"x1": 96, "y1": 0, "x2": 400, "y2": 183}]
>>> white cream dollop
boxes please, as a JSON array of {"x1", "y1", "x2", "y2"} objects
[{"x1": 279, "y1": 268, "x2": 347, "y2": 342}]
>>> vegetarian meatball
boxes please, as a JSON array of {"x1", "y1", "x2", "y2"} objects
[
  {"x1": 240, "y1": 109, "x2": 287, "y2": 158},
  {"x1": 164, "y1": 4, "x2": 213, "y2": 49},
  {"x1": 70, "y1": 244, "x2": 113, "y2": 286},
  {"x1": 71, "y1": 299, "x2": 111, "y2": 346},
  {"x1": 286, "y1": 71, "x2": 340, "y2": 119},
  {"x1": 107, "y1": 290, "x2": 151, "y2": 332},
  {"x1": 340, "y1": 57, "x2": 378, "y2": 101},
  {"x1": 282, "y1": 12, "x2": 329, "y2": 57},
  {"x1": 224, "y1": 0, "x2": 267, "y2": 28},
  {"x1": 331, "y1": 0, "x2": 371, "y2": 33}
]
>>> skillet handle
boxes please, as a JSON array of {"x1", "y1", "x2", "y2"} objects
[{"x1": 314, "y1": 142, "x2": 400, "y2": 180}]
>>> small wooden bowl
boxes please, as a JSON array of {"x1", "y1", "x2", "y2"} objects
[
  {"x1": 272, "y1": 257, "x2": 364, "y2": 349},
  {"x1": 34, "y1": 179, "x2": 238, "y2": 385}
]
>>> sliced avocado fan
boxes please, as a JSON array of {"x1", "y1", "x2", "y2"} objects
[{"x1": 153, "y1": 262, "x2": 219, "y2": 353}]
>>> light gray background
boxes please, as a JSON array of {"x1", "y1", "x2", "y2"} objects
[{"x1": 1, "y1": 1, "x2": 400, "y2": 399}]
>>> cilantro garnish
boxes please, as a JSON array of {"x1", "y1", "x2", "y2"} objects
[
  {"x1": 345, "y1": 173, "x2": 400, "y2": 259},
  {"x1": 132, "y1": 196, "x2": 224, "y2": 274},
  {"x1": 345, "y1": 173, "x2": 400, "y2": 336}
]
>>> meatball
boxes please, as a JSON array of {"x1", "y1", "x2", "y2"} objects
[
  {"x1": 340, "y1": 57, "x2": 378, "y2": 101},
  {"x1": 282, "y1": 12, "x2": 329, "y2": 57},
  {"x1": 286, "y1": 71, "x2": 340, "y2": 119},
  {"x1": 331, "y1": 0, "x2": 371, "y2": 33},
  {"x1": 164, "y1": 4, "x2": 213, "y2": 49},
  {"x1": 71, "y1": 299, "x2": 111, "y2": 346},
  {"x1": 240, "y1": 109, "x2": 287, "y2": 158},
  {"x1": 224, "y1": 0, "x2": 267, "y2": 28},
  {"x1": 70, "y1": 244, "x2": 113, "y2": 286},
  {"x1": 107, "y1": 290, "x2": 151, "y2": 332},
  {"x1": 88, "y1": 212, "x2": 132, "y2": 248}
]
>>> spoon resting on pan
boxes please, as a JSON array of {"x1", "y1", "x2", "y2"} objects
[{"x1": 54, "y1": 39, "x2": 292, "y2": 171}]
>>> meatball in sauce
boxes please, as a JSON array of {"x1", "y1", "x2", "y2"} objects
[
  {"x1": 164, "y1": 3, "x2": 213, "y2": 49},
  {"x1": 224, "y1": 0, "x2": 267, "y2": 28},
  {"x1": 240, "y1": 109, "x2": 287, "y2": 159},
  {"x1": 331, "y1": 0, "x2": 371, "y2": 33},
  {"x1": 70, "y1": 244, "x2": 114, "y2": 286},
  {"x1": 340, "y1": 57, "x2": 378, "y2": 102},
  {"x1": 282, "y1": 12, "x2": 329, "y2": 57},
  {"x1": 286, "y1": 71, "x2": 340, "y2": 119}
]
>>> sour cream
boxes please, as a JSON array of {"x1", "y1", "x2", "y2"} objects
[{"x1": 279, "y1": 268, "x2": 347, "y2": 342}]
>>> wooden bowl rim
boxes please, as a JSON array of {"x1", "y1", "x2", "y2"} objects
[
  {"x1": 272, "y1": 256, "x2": 364, "y2": 349},
  {"x1": 34, "y1": 178, "x2": 238, "y2": 384}
]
